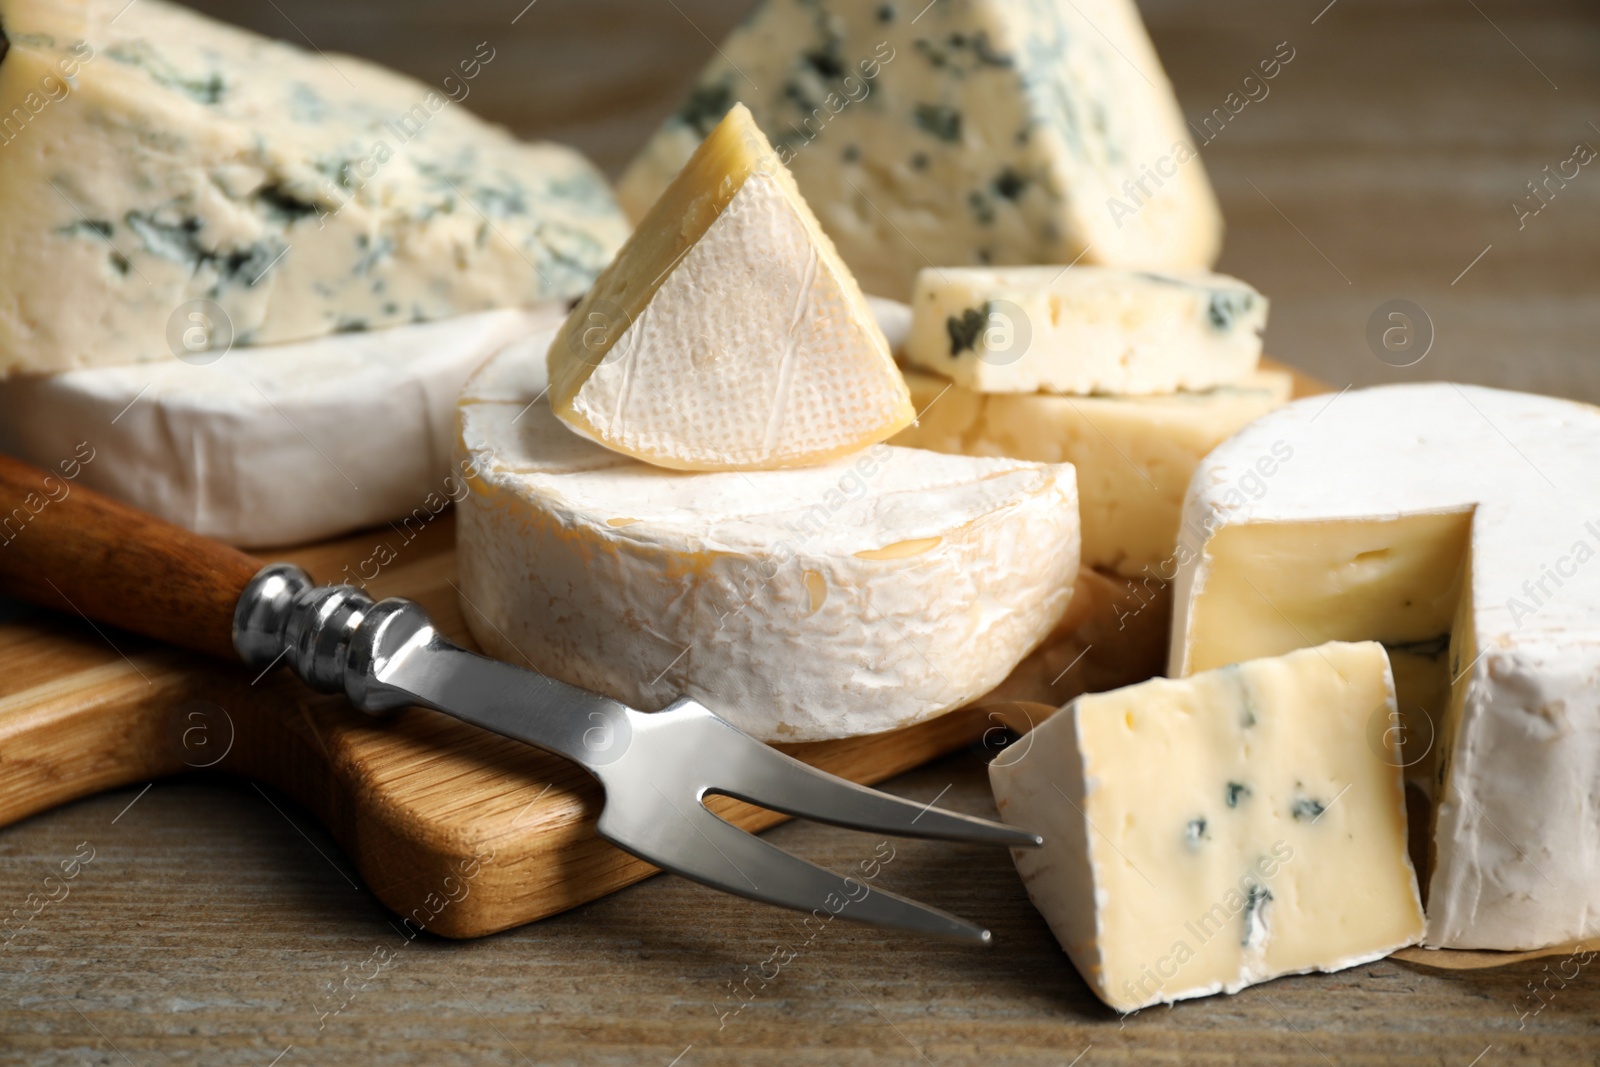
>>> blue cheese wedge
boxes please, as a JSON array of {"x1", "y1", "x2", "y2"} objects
[
  {"x1": 0, "y1": 0, "x2": 629, "y2": 374},
  {"x1": 617, "y1": 0, "x2": 1222, "y2": 299},
  {"x1": 990, "y1": 642, "x2": 1423, "y2": 1012},
  {"x1": 903, "y1": 266, "x2": 1267, "y2": 395}
]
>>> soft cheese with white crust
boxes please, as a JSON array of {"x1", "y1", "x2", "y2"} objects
[
  {"x1": 990, "y1": 642, "x2": 1423, "y2": 1012},
  {"x1": 547, "y1": 104, "x2": 912, "y2": 471},
  {"x1": 903, "y1": 266, "x2": 1267, "y2": 396},
  {"x1": 1170, "y1": 383, "x2": 1600, "y2": 950},
  {"x1": 0, "y1": 307, "x2": 562, "y2": 547},
  {"x1": 0, "y1": 0, "x2": 628, "y2": 375},
  {"x1": 460, "y1": 328, "x2": 1079, "y2": 742},
  {"x1": 616, "y1": 0, "x2": 1223, "y2": 299}
]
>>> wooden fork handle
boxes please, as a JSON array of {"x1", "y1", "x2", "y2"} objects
[{"x1": 0, "y1": 454, "x2": 262, "y2": 661}]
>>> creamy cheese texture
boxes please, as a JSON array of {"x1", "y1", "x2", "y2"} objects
[
  {"x1": 459, "y1": 326, "x2": 1080, "y2": 742},
  {"x1": 0, "y1": 0, "x2": 628, "y2": 374},
  {"x1": 547, "y1": 105, "x2": 911, "y2": 471},
  {"x1": 903, "y1": 266, "x2": 1266, "y2": 395},
  {"x1": 991, "y1": 642, "x2": 1423, "y2": 1012},
  {"x1": 616, "y1": 0, "x2": 1222, "y2": 299},
  {"x1": 1171, "y1": 383, "x2": 1600, "y2": 951},
  {"x1": 0, "y1": 308, "x2": 561, "y2": 547},
  {"x1": 893, "y1": 368, "x2": 1293, "y2": 577}
]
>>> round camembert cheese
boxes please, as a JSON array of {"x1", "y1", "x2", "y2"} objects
[
  {"x1": 458, "y1": 329, "x2": 1081, "y2": 742},
  {"x1": 1171, "y1": 383, "x2": 1600, "y2": 950}
]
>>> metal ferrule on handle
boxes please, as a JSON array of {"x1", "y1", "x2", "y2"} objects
[{"x1": 233, "y1": 563, "x2": 428, "y2": 715}]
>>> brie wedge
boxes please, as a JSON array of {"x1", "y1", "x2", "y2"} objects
[
  {"x1": 459, "y1": 328, "x2": 1080, "y2": 742},
  {"x1": 1172, "y1": 383, "x2": 1600, "y2": 950},
  {"x1": 547, "y1": 105, "x2": 911, "y2": 471},
  {"x1": 991, "y1": 642, "x2": 1423, "y2": 1011},
  {"x1": 0, "y1": 308, "x2": 560, "y2": 547}
]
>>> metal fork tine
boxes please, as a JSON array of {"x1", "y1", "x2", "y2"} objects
[
  {"x1": 707, "y1": 721, "x2": 1043, "y2": 849},
  {"x1": 599, "y1": 799, "x2": 993, "y2": 943}
]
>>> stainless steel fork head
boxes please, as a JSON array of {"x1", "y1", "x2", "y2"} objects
[{"x1": 235, "y1": 563, "x2": 1043, "y2": 943}]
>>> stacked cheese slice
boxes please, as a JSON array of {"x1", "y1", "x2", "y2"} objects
[
  {"x1": 891, "y1": 266, "x2": 1286, "y2": 619},
  {"x1": 453, "y1": 106, "x2": 1083, "y2": 741}
]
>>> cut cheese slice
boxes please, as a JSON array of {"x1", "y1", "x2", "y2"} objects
[
  {"x1": 1171, "y1": 383, "x2": 1600, "y2": 950},
  {"x1": 991, "y1": 642, "x2": 1423, "y2": 1012},
  {"x1": 460, "y1": 327, "x2": 1079, "y2": 742},
  {"x1": 0, "y1": 308, "x2": 560, "y2": 547},
  {"x1": 546, "y1": 105, "x2": 910, "y2": 471},
  {"x1": 893, "y1": 368, "x2": 1293, "y2": 577},
  {"x1": 617, "y1": 0, "x2": 1222, "y2": 299},
  {"x1": 0, "y1": 0, "x2": 628, "y2": 375},
  {"x1": 903, "y1": 267, "x2": 1266, "y2": 395}
]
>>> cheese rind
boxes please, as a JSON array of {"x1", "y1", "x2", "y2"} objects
[
  {"x1": 459, "y1": 327, "x2": 1080, "y2": 742},
  {"x1": 616, "y1": 0, "x2": 1222, "y2": 299},
  {"x1": 0, "y1": 0, "x2": 628, "y2": 375},
  {"x1": 903, "y1": 266, "x2": 1266, "y2": 395},
  {"x1": 1171, "y1": 383, "x2": 1600, "y2": 950},
  {"x1": 547, "y1": 106, "x2": 911, "y2": 471},
  {"x1": 893, "y1": 368, "x2": 1292, "y2": 577},
  {"x1": 990, "y1": 642, "x2": 1423, "y2": 1011},
  {"x1": 0, "y1": 308, "x2": 561, "y2": 547}
]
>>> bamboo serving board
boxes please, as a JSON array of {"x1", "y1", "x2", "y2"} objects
[{"x1": 0, "y1": 511, "x2": 1030, "y2": 938}]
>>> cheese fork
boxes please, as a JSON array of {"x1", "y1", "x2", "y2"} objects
[{"x1": 0, "y1": 456, "x2": 1040, "y2": 943}]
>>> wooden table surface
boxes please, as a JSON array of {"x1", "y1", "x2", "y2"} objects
[{"x1": 5, "y1": 1, "x2": 1600, "y2": 1064}]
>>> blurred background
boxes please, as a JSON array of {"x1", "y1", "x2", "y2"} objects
[{"x1": 183, "y1": 0, "x2": 1600, "y2": 404}]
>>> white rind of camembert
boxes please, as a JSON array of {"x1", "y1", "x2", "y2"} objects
[
  {"x1": 1171, "y1": 383, "x2": 1600, "y2": 951},
  {"x1": 0, "y1": 308, "x2": 562, "y2": 547},
  {"x1": 458, "y1": 329, "x2": 1081, "y2": 742}
]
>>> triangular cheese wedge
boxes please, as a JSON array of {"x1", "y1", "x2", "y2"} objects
[{"x1": 547, "y1": 105, "x2": 914, "y2": 471}]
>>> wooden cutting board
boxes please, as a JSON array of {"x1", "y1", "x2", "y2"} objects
[
  {"x1": 0, "y1": 358, "x2": 1336, "y2": 942},
  {"x1": 0, "y1": 510, "x2": 1031, "y2": 938}
]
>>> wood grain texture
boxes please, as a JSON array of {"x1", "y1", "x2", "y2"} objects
[
  {"x1": 5, "y1": 0, "x2": 1600, "y2": 1063},
  {"x1": 0, "y1": 513, "x2": 1034, "y2": 940},
  {"x1": 0, "y1": 455, "x2": 261, "y2": 661}
]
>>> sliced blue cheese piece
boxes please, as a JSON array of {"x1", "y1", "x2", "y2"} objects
[
  {"x1": 903, "y1": 266, "x2": 1267, "y2": 395},
  {"x1": 616, "y1": 0, "x2": 1222, "y2": 299},
  {"x1": 990, "y1": 642, "x2": 1423, "y2": 1011},
  {"x1": 0, "y1": 0, "x2": 628, "y2": 374}
]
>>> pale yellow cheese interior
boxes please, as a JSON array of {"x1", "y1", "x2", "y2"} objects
[
  {"x1": 996, "y1": 642, "x2": 1424, "y2": 1012},
  {"x1": 1180, "y1": 512, "x2": 1475, "y2": 786},
  {"x1": 546, "y1": 104, "x2": 911, "y2": 471},
  {"x1": 896, "y1": 369, "x2": 1292, "y2": 577}
]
